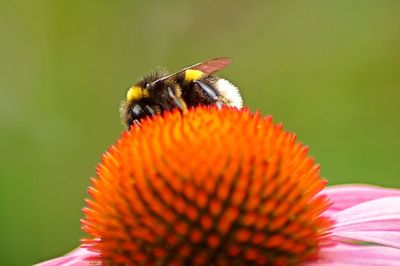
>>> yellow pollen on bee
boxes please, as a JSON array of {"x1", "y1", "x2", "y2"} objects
[
  {"x1": 127, "y1": 86, "x2": 149, "y2": 101},
  {"x1": 184, "y1": 69, "x2": 204, "y2": 82}
]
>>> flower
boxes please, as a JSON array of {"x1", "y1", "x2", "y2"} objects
[
  {"x1": 36, "y1": 107, "x2": 400, "y2": 266},
  {"x1": 309, "y1": 185, "x2": 400, "y2": 265}
]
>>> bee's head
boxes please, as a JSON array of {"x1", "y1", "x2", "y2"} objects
[
  {"x1": 120, "y1": 83, "x2": 161, "y2": 127},
  {"x1": 121, "y1": 75, "x2": 187, "y2": 128}
]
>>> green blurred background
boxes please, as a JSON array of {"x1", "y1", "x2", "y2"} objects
[{"x1": 1, "y1": 1, "x2": 399, "y2": 265}]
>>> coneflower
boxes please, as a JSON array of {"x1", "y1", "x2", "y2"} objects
[{"x1": 37, "y1": 107, "x2": 400, "y2": 266}]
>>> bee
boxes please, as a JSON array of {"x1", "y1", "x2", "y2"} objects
[{"x1": 120, "y1": 57, "x2": 243, "y2": 127}]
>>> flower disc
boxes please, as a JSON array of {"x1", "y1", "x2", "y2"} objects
[{"x1": 82, "y1": 107, "x2": 332, "y2": 266}]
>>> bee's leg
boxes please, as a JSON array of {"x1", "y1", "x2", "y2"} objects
[
  {"x1": 193, "y1": 80, "x2": 218, "y2": 100},
  {"x1": 167, "y1": 87, "x2": 188, "y2": 112},
  {"x1": 144, "y1": 105, "x2": 155, "y2": 115},
  {"x1": 193, "y1": 80, "x2": 224, "y2": 109},
  {"x1": 130, "y1": 105, "x2": 153, "y2": 126},
  {"x1": 131, "y1": 104, "x2": 145, "y2": 117},
  {"x1": 132, "y1": 119, "x2": 141, "y2": 127}
]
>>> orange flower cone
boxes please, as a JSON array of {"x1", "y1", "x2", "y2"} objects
[{"x1": 81, "y1": 107, "x2": 332, "y2": 265}]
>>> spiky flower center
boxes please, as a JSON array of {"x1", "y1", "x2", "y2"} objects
[{"x1": 82, "y1": 107, "x2": 331, "y2": 266}]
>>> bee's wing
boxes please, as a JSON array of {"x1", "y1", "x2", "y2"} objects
[
  {"x1": 189, "y1": 57, "x2": 231, "y2": 74},
  {"x1": 151, "y1": 57, "x2": 231, "y2": 85}
]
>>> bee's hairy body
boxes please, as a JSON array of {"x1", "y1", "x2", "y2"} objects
[{"x1": 120, "y1": 58, "x2": 243, "y2": 127}]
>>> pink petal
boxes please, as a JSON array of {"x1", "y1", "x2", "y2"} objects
[
  {"x1": 34, "y1": 247, "x2": 101, "y2": 266},
  {"x1": 331, "y1": 197, "x2": 400, "y2": 248},
  {"x1": 303, "y1": 243, "x2": 400, "y2": 266},
  {"x1": 333, "y1": 231, "x2": 400, "y2": 249},
  {"x1": 321, "y1": 185, "x2": 400, "y2": 213},
  {"x1": 334, "y1": 196, "x2": 400, "y2": 224},
  {"x1": 334, "y1": 214, "x2": 400, "y2": 232}
]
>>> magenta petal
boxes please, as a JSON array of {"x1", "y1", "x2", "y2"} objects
[
  {"x1": 303, "y1": 243, "x2": 400, "y2": 266},
  {"x1": 34, "y1": 247, "x2": 101, "y2": 266},
  {"x1": 331, "y1": 197, "x2": 400, "y2": 248},
  {"x1": 334, "y1": 214, "x2": 400, "y2": 232},
  {"x1": 320, "y1": 184, "x2": 400, "y2": 213},
  {"x1": 333, "y1": 231, "x2": 400, "y2": 249},
  {"x1": 334, "y1": 196, "x2": 400, "y2": 223}
]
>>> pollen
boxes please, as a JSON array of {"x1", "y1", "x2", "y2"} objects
[
  {"x1": 82, "y1": 107, "x2": 332, "y2": 265},
  {"x1": 184, "y1": 69, "x2": 204, "y2": 82},
  {"x1": 126, "y1": 86, "x2": 149, "y2": 101}
]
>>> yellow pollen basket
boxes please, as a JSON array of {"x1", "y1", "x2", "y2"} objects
[
  {"x1": 127, "y1": 86, "x2": 149, "y2": 101},
  {"x1": 184, "y1": 69, "x2": 204, "y2": 82}
]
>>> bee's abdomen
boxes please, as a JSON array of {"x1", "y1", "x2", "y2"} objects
[
  {"x1": 214, "y1": 78, "x2": 243, "y2": 108},
  {"x1": 183, "y1": 76, "x2": 243, "y2": 109}
]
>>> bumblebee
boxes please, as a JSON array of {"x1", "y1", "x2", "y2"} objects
[{"x1": 120, "y1": 57, "x2": 243, "y2": 127}]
